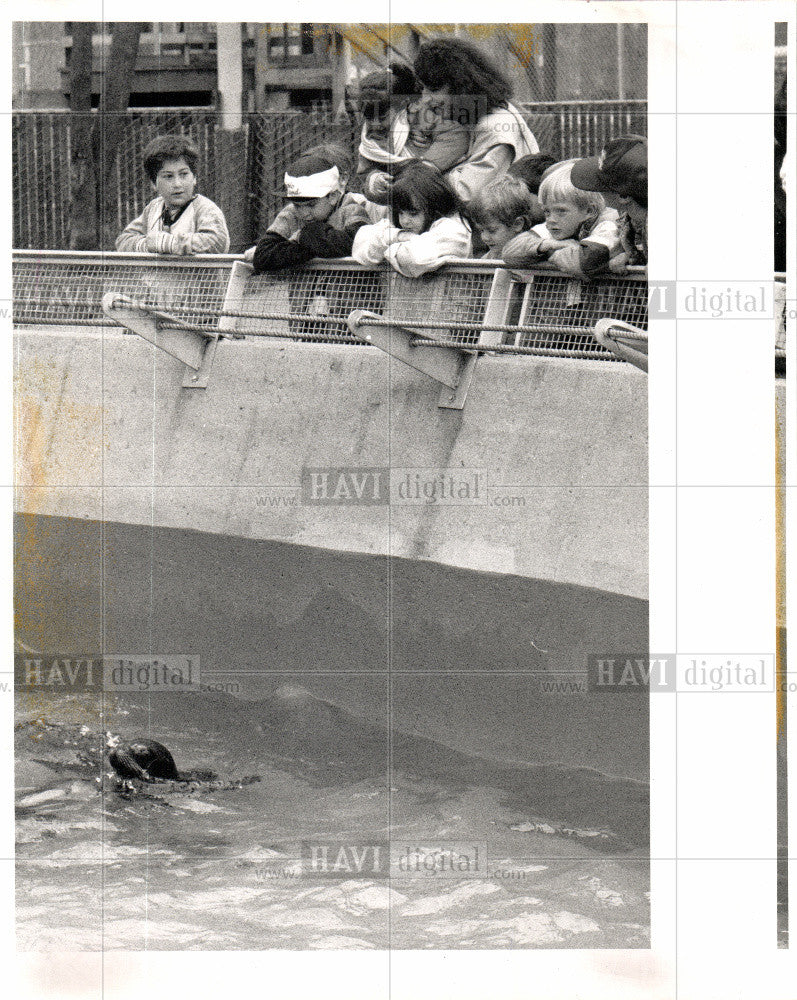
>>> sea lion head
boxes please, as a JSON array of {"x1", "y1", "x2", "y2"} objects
[{"x1": 109, "y1": 739, "x2": 179, "y2": 781}]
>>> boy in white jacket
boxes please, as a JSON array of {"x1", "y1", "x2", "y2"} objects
[
  {"x1": 352, "y1": 162, "x2": 471, "y2": 278},
  {"x1": 116, "y1": 134, "x2": 229, "y2": 255},
  {"x1": 502, "y1": 161, "x2": 619, "y2": 279}
]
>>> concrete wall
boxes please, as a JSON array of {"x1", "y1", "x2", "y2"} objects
[{"x1": 15, "y1": 325, "x2": 648, "y2": 599}]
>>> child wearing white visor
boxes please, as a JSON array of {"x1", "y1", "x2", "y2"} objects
[{"x1": 252, "y1": 151, "x2": 371, "y2": 273}]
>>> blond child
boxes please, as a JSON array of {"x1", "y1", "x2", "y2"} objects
[{"x1": 502, "y1": 161, "x2": 619, "y2": 278}]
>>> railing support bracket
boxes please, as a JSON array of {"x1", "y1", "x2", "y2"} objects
[
  {"x1": 102, "y1": 292, "x2": 219, "y2": 388},
  {"x1": 347, "y1": 310, "x2": 477, "y2": 410},
  {"x1": 593, "y1": 319, "x2": 648, "y2": 372}
]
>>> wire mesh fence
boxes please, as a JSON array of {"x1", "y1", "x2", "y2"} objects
[
  {"x1": 228, "y1": 263, "x2": 501, "y2": 346},
  {"x1": 13, "y1": 101, "x2": 647, "y2": 252},
  {"x1": 13, "y1": 252, "x2": 234, "y2": 329},
  {"x1": 524, "y1": 100, "x2": 647, "y2": 160},
  {"x1": 14, "y1": 109, "x2": 259, "y2": 253},
  {"x1": 13, "y1": 251, "x2": 650, "y2": 362}
]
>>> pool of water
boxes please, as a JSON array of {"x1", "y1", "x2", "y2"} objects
[
  {"x1": 16, "y1": 690, "x2": 649, "y2": 951},
  {"x1": 15, "y1": 512, "x2": 649, "y2": 950}
]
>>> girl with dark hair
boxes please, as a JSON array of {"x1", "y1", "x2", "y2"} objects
[
  {"x1": 412, "y1": 37, "x2": 539, "y2": 207},
  {"x1": 354, "y1": 63, "x2": 469, "y2": 203},
  {"x1": 352, "y1": 162, "x2": 471, "y2": 277}
]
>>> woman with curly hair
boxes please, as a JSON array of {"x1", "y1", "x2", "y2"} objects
[
  {"x1": 412, "y1": 36, "x2": 539, "y2": 207},
  {"x1": 353, "y1": 62, "x2": 470, "y2": 204}
]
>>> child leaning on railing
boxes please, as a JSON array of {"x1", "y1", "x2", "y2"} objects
[
  {"x1": 249, "y1": 149, "x2": 373, "y2": 274},
  {"x1": 352, "y1": 162, "x2": 471, "y2": 278},
  {"x1": 501, "y1": 161, "x2": 619, "y2": 279},
  {"x1": 116, "y1": 134, "x2": 230, "y2": 255}
]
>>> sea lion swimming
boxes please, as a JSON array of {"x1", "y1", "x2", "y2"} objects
[
  {"x1": 108, "y1": 738, "x2": 180, "y2": 781},
  {"x1": 107, "y1": 736, "x2": 259, "y2": 795}
]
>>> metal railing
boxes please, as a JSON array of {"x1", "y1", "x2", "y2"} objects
[
  {"x1": 13, "y1": 251, "x2": 235, "y2": 331},
  {"x1": 13, "y1": 250, "x2": 649, "y2": 362}
]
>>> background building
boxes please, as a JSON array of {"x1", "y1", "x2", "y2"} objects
[{"x1": 13, "y1": 22, "x2": 647, "y2": 111}]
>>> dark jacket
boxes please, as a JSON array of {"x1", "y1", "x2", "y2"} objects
[{"x1": 252, "y1": 194, "x2": 371, "y2": 273}]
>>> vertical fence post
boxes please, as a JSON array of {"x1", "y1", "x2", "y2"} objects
[{"x1": 216, "y1": 22, "x2": 249, "y2": 252}]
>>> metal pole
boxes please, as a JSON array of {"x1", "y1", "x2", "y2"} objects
[
  {"x1": 254, "y1": 24, "x2": 269, "y2": 112},
  {"x1": 216, "y1": 23, "x2": 247, "y2": 250},
  {"x1": 217, "y1": 22, "x2": 243, "y2": 131},
  {"x1": 541, "y1": 26, "x2": 556, "y2": 102},
  {"x1": 332, "y1": 32, "x2": 351, "y2": 116},
  {"x1": 616, "y1": 23, "x2": 626, "y2": 100}
]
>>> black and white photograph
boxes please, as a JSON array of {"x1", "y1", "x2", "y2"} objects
[
  {"x1": 11, "y1": 19, "x2": 650, "y2": 953},
  {"x1": 5, "y1": 5, "x2": 797, "y2": 1000}
]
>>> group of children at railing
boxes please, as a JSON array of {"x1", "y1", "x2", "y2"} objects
[{"x1": 116, "y1": 37, "x2": 648, "y2": 282}]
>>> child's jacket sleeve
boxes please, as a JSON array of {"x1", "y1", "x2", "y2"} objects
[
  {"x1": 115, "y1": 206, "x2": 152, "y2": 252},
  {"x1": 115, "y1": 196, "x2": 230, "y2": 254},
  {"x1": 547, "y1": 214, "x2": 620, "y2": 278},
  {"x1": 351, "y1": 219, "x2": 403, "y2": 266},
  {"x1": 501, "y1": 229, "x2": 547, "y2": 267},
  {"x1": 544, "y1": 242, "x2": 590, "y2": 278},
  {"x1": 252, "y1": 232, "x2": 314, "y2": 272},
  {"x1": 253, "y1": 205, "x2": 369, "y2": 274},
  {"x1": 384, "y1": 217, "x2": 472, "y2": 278}
]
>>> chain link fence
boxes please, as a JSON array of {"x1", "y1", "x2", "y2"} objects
[{"x1": 13, "y1": 101, "x2": 646, "y2": 252}]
